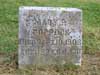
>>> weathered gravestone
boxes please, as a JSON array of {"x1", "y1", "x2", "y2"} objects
[{"x1": 19, "y1": 7, "x2": 82, "y2": 68}]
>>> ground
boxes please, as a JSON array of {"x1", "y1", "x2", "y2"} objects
[
  {"x1": 0, "y1": 0, "x2": 100, "y2": 75},
  {"x1": 0, "y1": 52, "x2": 100, "y2": 75}
]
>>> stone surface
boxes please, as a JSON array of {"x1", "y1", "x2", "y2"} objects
[{"x1": 18, "y1": 7, "x2": 82, "y2": 68}]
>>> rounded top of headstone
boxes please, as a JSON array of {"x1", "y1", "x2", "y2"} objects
[{"x1": 19, "y1": 6, "x2": 82, "y2": 12}]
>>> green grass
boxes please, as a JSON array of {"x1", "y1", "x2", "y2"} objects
[{"x1": 0, "y1": 0, "x2": 100, "y2": 54}]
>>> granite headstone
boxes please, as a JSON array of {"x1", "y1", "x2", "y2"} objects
[{"x1": 18, "y1": 7, "x2": 82, "y2": 68}]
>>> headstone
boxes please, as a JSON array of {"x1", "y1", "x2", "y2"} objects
[{"x1": 19, "y1": 7, "x2": 82, "y2": 68}]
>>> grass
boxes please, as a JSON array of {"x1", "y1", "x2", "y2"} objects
[
  {"x1": 0, "y1": 0, "x2": 100, "y2": 53},
  {"x1": 0, "y1": 0, "x2": 99, "y2": 72}
]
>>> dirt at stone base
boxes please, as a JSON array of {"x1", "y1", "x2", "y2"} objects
[{"x1": 0, "y1": 52, "x2": 100, "y2": 75}]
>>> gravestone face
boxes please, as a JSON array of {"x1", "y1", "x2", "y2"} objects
[{"x1": 19, "y1": 7, "x2": 82, "y2": 68}]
